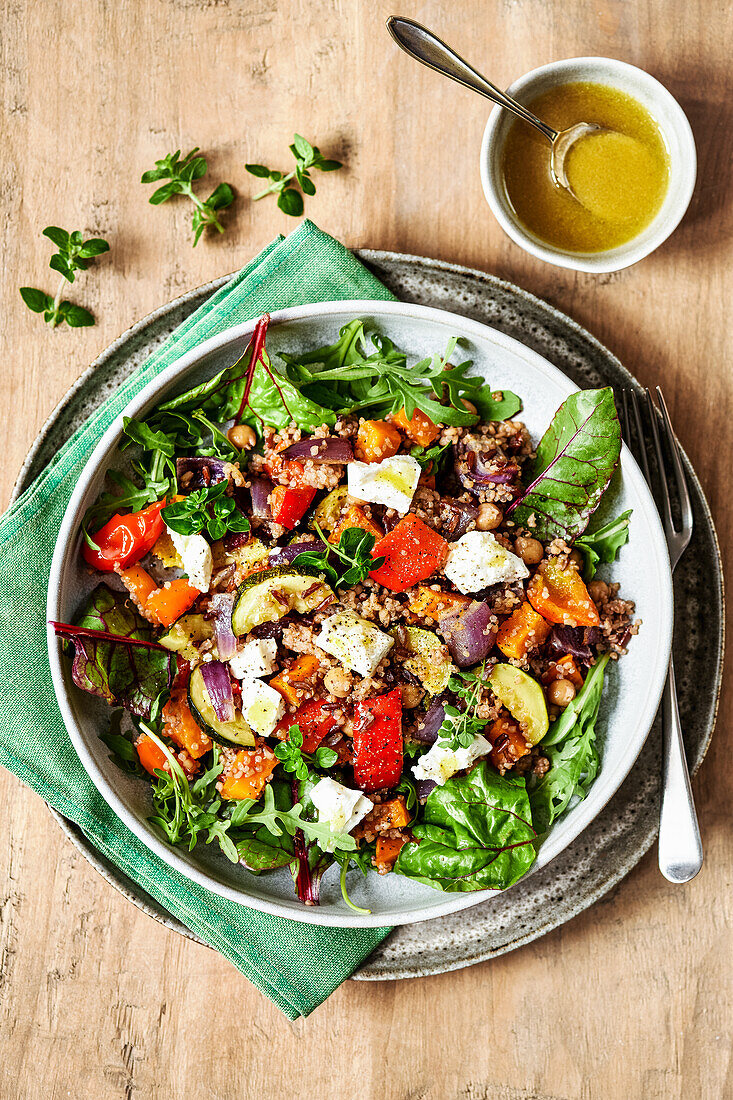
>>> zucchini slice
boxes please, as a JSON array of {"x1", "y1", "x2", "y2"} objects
[
  {"x1": 308, "y1": 485, "x2": 349, "y2": 533},
  {"x1": 231, "y1": 567, "x2": 333, "y2": 636},
  {"x1": 159, "y1": 614, "x2": 213, "y2": 663},
  {"x1": 401, "y1": 625, "x2": 454, "y2": 695},
  {"x1": 187, "y1": 665, "x2": 255, "y2": 747},
  {"x1": 488, "y1": 664, "x2": 549, "y2": 746}
]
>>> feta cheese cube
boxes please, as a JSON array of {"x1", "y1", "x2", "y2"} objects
[
  {"x1": 229, "y1": 639, "x2": 278, "y2": 680},
  {"x1": 238, "y1": 677, "x2": 285, "y2": 737},
  {"x1": 310, "y1": 777, "x2": 374, "y2": 851},
  {"x1": 443, "y1": 531, "x2": 529, "y2": 594},
  {"x1": 317, "y1": 611, "x2": 394, "y2": 678},
  {"x1": 347, "y1": 454, "x2": 422, "y2": 513},
  {"x1": 166, "y1": 526, "x2": 213, "y2": 593},
  {"x1": 412, "y1": 735, "x2": 492, "y2": 786}
]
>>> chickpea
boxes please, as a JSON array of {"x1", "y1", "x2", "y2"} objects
[
  {"x1": 588, "y1": 579, "x2": 609, "y2": 604},
  {"x1": 401, "y1": 682, "x2": 425, "y2": 709},
  {"x1": 461, "y1": 398, "x2": 478, "y2": 414},
  {"x1": 476, "y1": 502, "x2": 503, "y2": 531},
  {"x1": 323, "y1": 667, "x2": 353, "y2": 698},
  {"x1": 547, "y1": 678, "x2": 577, "y2": 708},
  {"x1": 514, "y1": 535, "x2": 544, "y2": 565},
  {"x1": 227, "y1": 423, "x2": 257, "y2": 450}
]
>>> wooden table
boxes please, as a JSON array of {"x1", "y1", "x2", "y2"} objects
[{"x1": 1, "y1": 2, "x2": 730, "y2": 1097}]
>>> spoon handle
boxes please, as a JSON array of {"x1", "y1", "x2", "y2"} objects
[{"x1": 387, "y1": 17, "x2": 557, "y2": 142}]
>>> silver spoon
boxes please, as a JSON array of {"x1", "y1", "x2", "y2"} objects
[{"x1": 387, "y1": 16, "x2": 601, "y2": 197}]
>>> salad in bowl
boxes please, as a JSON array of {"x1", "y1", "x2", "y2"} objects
[{"x1": 52, "y1": 313, "x2": 637, "y2": 912}]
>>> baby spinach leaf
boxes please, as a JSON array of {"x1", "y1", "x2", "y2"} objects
[
  {"x1": 52, "y1": 585, "x2": 176, "y2": 718},
  {"x1": 528, "y1": 653, "x2": 610, "y2": 835},
  {"x1": 508, "y1": 388, "x2": 621, "y2": 542},
  {"x1": 574, "y1": 509, "x2": 632, "y2": 579},
  {"x1": 471, "y1": 386, "x2": 522, "y2": 423},
  {"x1": 394, "y1": 762, "x2": 536, "y2": 891}
]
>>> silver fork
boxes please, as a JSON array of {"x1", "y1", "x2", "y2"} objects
[{"x1": 621, "y1": 387, "x2": 703, "y2": 883}]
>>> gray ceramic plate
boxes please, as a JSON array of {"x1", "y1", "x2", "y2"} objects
[{"x1": 14, "y1": 253, "x2": 723, "y2": 971}]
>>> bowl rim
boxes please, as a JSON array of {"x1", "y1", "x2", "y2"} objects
[
  {"x1": 46, "y1": 298, "x2": 673, "y2": 927},
  {"x1": 480, "y1": 55, "x2": 697, "y2": 273}
]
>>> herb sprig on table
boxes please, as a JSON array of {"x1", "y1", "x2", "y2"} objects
[
  {"x1": 20, "y1": 226, "x2": 110, "y2": 328},
  {"x1": 246, "y1": 133, "x2": 342, "y2": 216},
  {"x1": 141, "y1": 147, "x2": 234, "y2": 246}
]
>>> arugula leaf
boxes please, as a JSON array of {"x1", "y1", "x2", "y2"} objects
[
  {"x1": 528, "y1": 653, "x2": 610, "y2": 835},
  {"x1": 227, "y1": 781, "x2": 356, "y2": 854},
  {"x1": 273, "y1": 724, "x2": 338, "y2": 781},
  {"x1": 162, "y1": 481, "x2": 250, "y2": 541},
  {"x1": 141, "y1": 148, "x2": 234, "y2": 246},
  {"x1": 245, "y1": 133, "x2": 343, "y2": 216},
  {"x1": 99, "y1": 711, "x2": 145, "y2": 777},
  {"x1": 508, "y1": 388, "x2": 621, "y2": 542},
  {"x1": 471, "y1": 386, "x2": 523, "y2": 423},
  {"x1": 53, "y1": 585, "x2": 176, "y2": 718},
  {"x1": 574, "y1": 509, "x2": 632, "y2": 579},
  {"x1": 409, "y1": 442, "x2": 451, "y2": 474},
  {"x1": 394, "y1": 762, "x2": 536, "y2": 891}
]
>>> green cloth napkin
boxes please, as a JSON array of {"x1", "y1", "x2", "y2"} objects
[{"x1": 0, "y1": 222, "x2": 396, "y2": 1019}]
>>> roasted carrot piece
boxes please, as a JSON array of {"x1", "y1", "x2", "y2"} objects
[
  {"x1": 409, "y1": 585, "x2": 472, "y2": 620},
  {"x1": 487, "y1": 713, "x2": 530, "y2": 773},
  {"x1": 220, "y1": 746, "x2": 278, "y2": 800},
  {"x1": 356, "y1": 419, "x2": 402, "y2": 463},
  {"x1": 269, "y1": 654, "x2": 321, "y2": 708},
  {"x1": 329, "y1": 503, "x2": 383, "y2": 544},
  {"x1": 163, "y1": 691, "x2": 212, "y2": 759},
  {"x1": 378, "y1": 796, "x2": 411, "y2": 829},
  {"x1": 375, "y1": 835, "x2": 408, "y2": 871},
  {"x1": 145, "y1": 578, "x2": 201, "y2": 628},
  {"x1": 391, "y1": 407, "x2": 441, "y2": 446},
  {"x1": 527, "y1": 558, "x2": 600, "y2": 627},
  {"x1": 542, "y1": 653, "x2": 584, "y2": 689},
  {"x1": 496, "y1": 601, "x2": 551, "y2": 660},
  {"x1": 135, "y1": 733, "x2": 169, "y2": 776},
  {"x1": 117, "y1": 563, "x2": 159, "y2": 608}
]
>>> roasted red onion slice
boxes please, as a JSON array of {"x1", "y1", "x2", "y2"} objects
[
  {"x1": 268, "y1": 540, "x2": 322, "y2": 567},
  {"x1": 248, "y1": 477, "x2": 273, "y2": 520},
  {"x1": 442, "y1": 600, "x2": 496, "y2": 667},
  {"x1": 200, "y1": 660, "x2": 235, "y2": 723},
  {"x1": 547, "y1": 625, "x2": 598, "y2": 664},
  {"x1": 413, "y1": 698, "x2": 446, "y2": 743},
  {"x1": 415, "y1": 779, "x2": 437, "y2": 803},
  {"x1": 454, "y1": 446, "x2": 520, "y2": 495},
  {"x1": 441, "y1": 499, "x2": 478, "y2": 539},
  {"x1": 210, "y1": 593, "x2": 237, "y2": 661},
  {"x1": 176, "y1": 456, "x2": 229, "y2": 489},
  {"x1": 280, "y1": 437, "x2": 353, "y2": 463}
]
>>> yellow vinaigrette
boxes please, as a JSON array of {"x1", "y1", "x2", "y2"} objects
[{"x1": 501, "y1": 82, "x2": 670, "y2": 253}]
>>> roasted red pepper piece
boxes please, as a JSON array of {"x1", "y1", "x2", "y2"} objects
[
  {"x1": 353, "y1": 686, "x2": 403, "y2": 792},
  {"x1": 369, "y1": 514, "x2": 448, "y2": 593},
  {"x1": 268, "y1": 484, "x2": 316, "y2": 530},
  {"x1": 274, "y1": 698, "x2": 337, "y2": 753},
  {"x1": 82, "y1": 500, "x2": 166, "y2": 572}
]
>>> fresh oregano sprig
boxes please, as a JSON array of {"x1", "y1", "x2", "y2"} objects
[
  {"x1": 162, "y1": 481, "x2": 250, "y2": 542},
  {"x1": 141, "y1": 147, "x2": 234, "y2": 246},
  {"x1": 20, "y1": 226, "x2": 109, "y2": 328},
  {"x1": 245, "y1": 133, "x2": 342, "y2": 216},
  {"x1": 438, "y1": 665, "x2": 489, "y2": 751},
  {"x1": 292, "y1": 523, "x2": 385, "y2": 589},
  {"x1": 273, "y1": 724, "x2": 338, "y2": 781}
]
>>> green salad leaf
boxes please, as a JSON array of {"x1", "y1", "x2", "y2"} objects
[
  {"x1": 162, "y1": 481, "x2": 250, "y2": 541},
  {"x1": 528, "y1": 653, "x2": 610, "y2": 835},
  {"x1": 394, "y1": 762, "x2": 536, "y2": 891},
  {"x1": 575, "y1": 509, "x2": 632, "y2": 579},
  {"x1": 273, "y1": 724, "x2": 338, "y2": 781},
  {"x1": 293, "y1": 524, "x2": 384, "y2": 589},
  {"x1": 508, "y1": 388, "x2": 621, "y2": 542},
  {"x1": 52, "y1": 586, "x2": 176, "y2": 719}
]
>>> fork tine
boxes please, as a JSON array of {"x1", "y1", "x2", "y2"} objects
[
  {"x1": 656, "y1": 387, "x2": 693, "y2": 535},
  {"x1": 628, "y1": 388, "x2": 653, "y2": 485},
  {"x1": 644, "y1": 388, "x2": 677, "y2": 541}
]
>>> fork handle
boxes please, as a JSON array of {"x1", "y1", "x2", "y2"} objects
[{"x1": 658, "y1": 658, "x2": 703, "y2": 882}]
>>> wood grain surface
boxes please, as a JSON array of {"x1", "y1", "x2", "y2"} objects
[{"x1": 1, "y1": 2, "x2": 730, "y2": 1098}]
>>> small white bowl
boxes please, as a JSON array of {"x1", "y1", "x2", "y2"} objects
[{"x1": 480, "y1": 57, "x2": 697, "y2": 273}]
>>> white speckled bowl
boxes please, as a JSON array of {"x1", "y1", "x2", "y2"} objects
[
  {"x1": 480, "y1": 57, "x2": 697, "y2": 273},
  {"x1": 47, "y1": 300, "x2": 673, "y2": 926}
]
